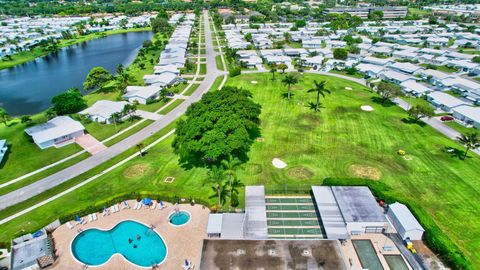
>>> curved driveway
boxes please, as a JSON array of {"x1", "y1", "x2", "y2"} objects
[{"x1": 0, "y1": 11, "x2": 221, "y2": 211}]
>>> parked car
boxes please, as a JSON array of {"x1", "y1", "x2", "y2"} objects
[{"x1": 440, "y1": 116, "x2": 454, "y2": 121}]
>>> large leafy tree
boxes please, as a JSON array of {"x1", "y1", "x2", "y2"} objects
[
  {"x1": 282, "y1": 74, "x2": 298, "y2": 100},
  {"x1": 307, "y1": 80, "x2": 331, "y2": 112},
  {"x1": 0, "y1": 108, "x2": 9, "y2": 127},
  {"x1": 172, "y1": 86, "x2": 261, "y2": 166},
  {"x1": 83, "y1": 67, "x2": 114, "y2": 91},
  {"x1": 408, "y1": 104, "x2": 434, "y2": 122},
  {"x1": 377, "y1": 82, "x2": 402, "y2": 104},
  {"x1": 457, "y1": 132, "x2": 480, "y2": 160},
  {"x1": 51, "y1": 88, "x2": 87, "y2": 115}
]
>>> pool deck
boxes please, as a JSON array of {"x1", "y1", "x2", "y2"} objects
[
  {"x1": 340, "y1": 234, "x2": 413, "y2": 270},
  {"x1": 49, "y1": 201, "x2": 209, "y2": 270}
]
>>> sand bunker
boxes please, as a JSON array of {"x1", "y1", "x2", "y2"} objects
[
  {"x1": 361, "y1": 105, "x2": 374, "y2": 112},
  {"x1": 251, "y1": 81, "x2": 258, "y2": 84},
  {"x1": 272, "y1": 158, "x2": 287, "y2": 169},
  {"x1": 345, "y1": 87, "x2": 352, "y2": 90}
]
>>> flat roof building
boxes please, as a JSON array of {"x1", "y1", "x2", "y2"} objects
[{"x1": 331, "y1": 186, "x2": 387, "y2": 235}]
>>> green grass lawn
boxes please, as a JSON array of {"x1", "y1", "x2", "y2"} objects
[
  {"x1": 408, "y1": 8, "x2": 432, "y2": 17},
  {"x1": 402, "y1": 96, "x2": 432, "y2": 109},
  {"x1": 215, "y1": 55, "x2": 224, "y2": 71},
  {"x1": 0, "y1": 28, "x2": 151, "y2": 70},
  {"x1": 199, "y1": 63, "x2": 207, "y2": 75},
  {"x1": 82, "y1": 117, "x2": 143, "y2": 142},
  {"x1": 1, "y1": 73, "x2": 479, "y2": 267},
  {"x1": 103, "y1": 120, "x2": 153, "y2": 147},
  {"x1": 0, "y1": 114, "x2": 84, "y2": 185},
  {"x1": 287, "y1": 41, "x2": 302, "y2": 48},
  {"x1": 136, "y1": 99, "x2": 170, "y2": 112},
  {"x1": 445, "y1": 121, "x2": 478, "y2": 135},
  {"x1": 158, "y1": 99, "x2": 185, "y2": 115},
  {"x1": 183, "y1": 84, "x2": 200, "y2": 96},
  {"x1": 420, "y1": 63, "x2": 458, "y2": 73},
  {"x1": 329, "y1": 70, "x2": 364, "y2": 79},
  {"x1": 458, "y1": 49, "x2": 480, "y2": 55}
]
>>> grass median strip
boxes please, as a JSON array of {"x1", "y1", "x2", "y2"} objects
[{"x1": 158, "y1": 99, "x2": 185, "y2": 115}]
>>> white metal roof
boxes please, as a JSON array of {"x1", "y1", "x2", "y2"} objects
[
  {"x1": 332, "y1": 186, "x2": 386, "y2": 223},
  {"x1": 244, "y1": 186, "x2": 268, "y2": 239},
  {"x1": 24, "y1": 116, "x2": 84, "y2": 144},
  {"x1": 206, "y1": 214, "x2": 223, "y2": 234},
  {"x1": 388, "y1": 202, "x2": 424, "y2": 232},
  {"x1": 311, "y1": 186, "x2": 348, "y2": 239},
  {"x1": 123, "y1": 85, "x2": 161, "y2": 99},
  {"x1": 427, "y1": 92, "x2": 468, "y2": 108},
  {"x1": 79, "y1": 100, "x2": 127, "y2": 119},
  {"x1": 452, "y1": 105, "x2": 480, "y2": 123}
]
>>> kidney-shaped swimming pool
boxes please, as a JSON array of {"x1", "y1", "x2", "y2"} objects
[{"x1": 71, "y1": 220, "x2": 167, "y2": 268}]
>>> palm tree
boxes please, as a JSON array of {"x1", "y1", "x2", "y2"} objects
[
  {"x1": 221, "y1": 155, "x2": 241, "y2": 209},
  {"x1": 136, "y1": 143, "x2": 144, "y2": 157},
  {"x1": 307, "y1": 80, "x2": 331, "y2": 112},
  {"x1": 116, "y1": 64, "x2": 124, "y2": 76},
  {"x1": 229, "y1": 177, "x2": 244, "y2": 208},
  {"x1": 208, "y1": 166, "x2": 228, "y2": 207},
  {"x1": 269, "y1": 64, "x2": 277, "y2": 81},
  {"x1": 457, "y1": 132, "x2": 480, "y2": 160},
  {"x1": 111, "y1": 112, "x2": 122, "y2": 131},
  {"x1": 282, "y1": 74, "x2": 298, "y2": 100}
]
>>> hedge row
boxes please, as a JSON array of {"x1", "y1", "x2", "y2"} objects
[
  {"x1": 323, "y1": 177, "x2": 473, "y2": 270},
  {"x1": 59, "y1": 191, "x2": 212, "y2": 224}
]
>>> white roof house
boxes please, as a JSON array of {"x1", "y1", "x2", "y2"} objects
[
  {"x1": 400, "y1": 80, "x2": 433, "y2": 97},
  {"x1": 0, "y1": 139, "x2": 7, "y2": 164},
  {"x1": 379, "y1": 69, "x2": 415, "y2": 84},
  {"x1": 123, "y1": 85, "x2": 161, "y2": 105},
  {"x1": 311, "y1": 186, "x2": 348, "y2": 240},
  {"x1": 79, "y1": 100, "x2": 127, "y2": 124},
  {"x1": 417, "y1": 69, "x2": 455, "y2": 85},
  {"x1": 452, "y1": 105, "x2": 480, "y2": 129},
  {"x1": 143, "y1": 73, "x2": 177, "y2": 87},
  {"x1": 356, "y1": 63, "x2": 385, "y2": 78},
  {"x1": 386, "y1": 202, "x2": 425, "y2": 241},
  {"x1": 389, "y1": 62, "x2": 423, "y2": 74},
  {"x1": 153, "y1": 64, "x2": 180, "y2": 76},
  {"x1": 427, "y1": 92, "x2": 469, "y2": 112},
  {"x1": 303, "y1": 55, "x2": 324, "y2": 66},
  {"x1": 361, "y1": 56, "x2": 393, "y2": 66},
  {"x1": 25, "y1": 116, "x2": 85, "y2": 149}
]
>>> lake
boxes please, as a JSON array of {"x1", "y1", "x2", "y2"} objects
[{"x1": 0, "y1": 31, "x2": 152, "y2": 116}]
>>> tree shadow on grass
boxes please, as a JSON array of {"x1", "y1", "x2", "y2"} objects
[
  {"x1": 281, "y1": 92, "x2": 295, "y2": 99},
  {"x1": 442, "y1": 146, "x2": 468, "y2": 160},
  {"x1": 371, "y1": 96, "x2": 395, "y2": 107},
  {"x1": 401, "y1": 117, "x2": 427, "y2": 127},
  {"x1": 307, "y1": 102, "x2": 325, "y2": 111}
]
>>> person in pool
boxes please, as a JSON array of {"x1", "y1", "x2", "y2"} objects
[
  {"x1": 133, "y1": 244, "x2": 137, "y2": 249},
  {"x1": 128, "y1": 238, "x2": 133, "y2": 244},
  {"x1": 136, "y1": 234, "x2": 141, "y2": 240}
]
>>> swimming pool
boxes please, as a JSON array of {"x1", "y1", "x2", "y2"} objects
[
  {"x1": 71, "y1": 220, "x2": 167, "y2": 268},
  {"x1": 169, "y1": 211, "x2": 190, "y2": 226},
  {"x1": 352, "y1": 240, "x2": 384, "y2": 270},
  {"x1": 384, "y1": 255, "x2": 409, "y2": 270}
]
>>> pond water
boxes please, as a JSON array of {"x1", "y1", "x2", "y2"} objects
[{"x1": 0, "y1": 31, "x2": 152, "y2": 115}]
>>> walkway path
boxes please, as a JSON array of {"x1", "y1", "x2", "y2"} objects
[{"x1": 0, "y1": 11, "x2": 222, "y2": 211}]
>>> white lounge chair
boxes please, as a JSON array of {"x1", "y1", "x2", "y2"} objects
[
  {"x1": 93, "y1": 213, "x2": 98, "y2": 221},
  {"x1": 150, "y1": 202, "x2": 156, "y2": 210},
  {"x1": 88, "y1": 214, "x2": 93, "y2": 222},
  {"x1": 114, "y1": 204, "x2": 120, "y2": 212},
  {"x1": 66, "y1": 222, "x2": 74, "y2": 229},
  {"x1": 136, "y1": 202, "x2": 142, "y2": 210},
  {"x1": 111, "y1": 206, "x2": 116, "y2": 213},
  {"x1": 122, "y1": 201, "x2": 130, "y2": 209},
  {"x1": 81, "y1": 218, "x2": 87, "y2": 225}
]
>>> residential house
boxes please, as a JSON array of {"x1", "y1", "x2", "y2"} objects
[
  {"x1": 123, "y1": 85, "x2": 161, "y2": 104},
  {"x1": 379, "y1": 69, "x2": 415, "y2": 84},
  {"x1": 441, "y1": 77, "x2": 480, "y2": 103},
  {"x1": 427, "y1": 92, "x2": 469, "y2": 113},
  {"x1": 361, "y1": 56, "x2": 393, "y2": 66},
  {"x1": 79, "y1": 100, "x2": 128, "y2": 124},
  {"x1": 143, "y1": 73, "x2": 178, "y2": 87},
  {"x1": 389, "y1": 62, "x2": 423, "y2": 74},
  {"x1": 356, "y1": 63, "x2": 385, "y2": 78},
  {"x1": 400, "y1": 80, "x2": 433, "y2": 97},
  {"x1": 153, "y1": 64, "x2": 180, "y2": 76},
  {"x1": 452, "y1": 105, "x2": 480, "y2": 129},
  {"x1": 25, "y1": 116, "x2": 85, "y2": 149},
  {"x1": 416, "y1": 69, "x2": 455, "y2": 86}
]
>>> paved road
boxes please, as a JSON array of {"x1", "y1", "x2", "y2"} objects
[{"x1": 0, "y1": 11, "x2": 221, "y2": 211}]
